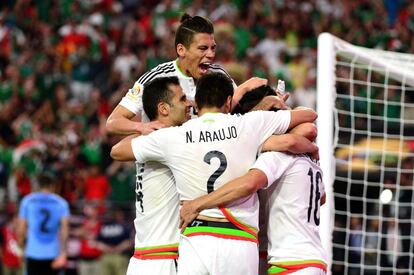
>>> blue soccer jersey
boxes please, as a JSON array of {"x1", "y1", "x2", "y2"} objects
[{"x1": 19, "y1": 192, "x2": 70, "y2": 260}]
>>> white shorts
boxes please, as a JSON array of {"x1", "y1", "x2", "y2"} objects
[
  {"x1": 127, "y1": 256, "x2": 177, "y2": 275},
  {"x1": 177, "y1": 235, "x2": 258, "y2": 275}
]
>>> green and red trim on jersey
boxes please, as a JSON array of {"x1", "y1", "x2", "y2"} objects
[
  {"x1": 268, "y1": 259, "x2": 327, "y2": 274},
  {"x1": 133, "y1": 243, "x2": 178, "y2": 260},
  {"x1": 219, "y1": 207, "x2": 258, "y2": 239},
  {"x1": 183, "y1": 225, "x2": 257, "y2": 243}
]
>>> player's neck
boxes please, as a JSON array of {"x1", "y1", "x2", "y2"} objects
[
  {"x1": 198, "y1": 107, "x2": 226, "y2": 116},
  {"x1": 198, "y1": 100, "x2": 231, "y2": 116},
  {"x1": 176, "y1": 59, "x2": 192, "y2": 78},
  {"x1": 155, "y1": 117, "x2": 175, "y2": 127}
]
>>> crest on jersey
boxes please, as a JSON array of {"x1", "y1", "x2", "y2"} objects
[{"x1": 127, "y1": 82, "x2": 143, "y2": 101}]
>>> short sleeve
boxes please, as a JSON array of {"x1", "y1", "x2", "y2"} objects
[
  {"x1": 131, "y1": 129, "x2": 167, "y2": 163},
  {"x1": 251, "y1": 152, "x2": 291, "y2": 188},
  {"x1": 61, "y1": 199, "x2": 70, "y2": 218},
  {"x1": 119, "y1": 81, "x2": 144, "y2": 115},
  {"x1": 262, "y1": 110, "x2": 291, "y2": 135},
  {"x1": 245, "y1": 110, "x2": 291, "y2": 146}
]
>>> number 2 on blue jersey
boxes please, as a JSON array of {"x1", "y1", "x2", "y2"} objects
[{"x1": 39, "y1": 208, "x2": 51, "y2": 233}]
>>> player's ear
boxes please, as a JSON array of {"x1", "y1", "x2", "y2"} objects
[
  {"x1": 177, "y1": 43, "x2": 186, "y2": 58},
  {"x1": 193, "y1": 102, "x2": 200, "y2": 114},
  {"x1": 224, "y1": 96, "x2": 232, "y2": 113},
  {"x1": 158, "y1": 102, "x2": 170, "y2": 117}
]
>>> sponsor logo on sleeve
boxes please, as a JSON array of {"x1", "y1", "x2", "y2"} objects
[{"x1": 126, "y1": 82, "x2": 143, "y2": 102}]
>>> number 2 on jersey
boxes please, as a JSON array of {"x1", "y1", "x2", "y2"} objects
[
  {"x1": 204, "y1": 151, "x2": 227, "y2": 193},
  {"x1": 307, "y1": 168, "x2": 322, "y2": 225},
  {"x1": 40, "y1": 208, "x2": 51, "y2": 233}
]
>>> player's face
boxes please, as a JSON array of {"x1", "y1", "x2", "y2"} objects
[
  {"x1": 167, "y1": 84, "x2": 192, "y2": 126},
  {"x1": 180, "y1": 33, "x2": 216, "y2": 80}
]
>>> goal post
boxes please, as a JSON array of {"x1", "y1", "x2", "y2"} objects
[
  {"x1": 317, "y1": 32, "x2": 414, "y2": 275},
  {"x1": 317, "y1": 32, "x2": 336, "y2": 274}
]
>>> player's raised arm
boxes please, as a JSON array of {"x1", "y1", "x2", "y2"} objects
[
  {"x1": 287, "y1": 107, "x2": 317, "y2": 130},
  {"x1": 232, "y1": 77, "x2": 268, "y2": 108},
  {"x1": 106, "y1": 105, "x2": 165, "y2": 135},
  {"x1": 261, "y1": 134, "x2": 319, "y2": 159}
]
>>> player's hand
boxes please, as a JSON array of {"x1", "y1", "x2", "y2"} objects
[
  {"x1": 311, "y1": 146, "x2": 320, "y2": 161},
  {"x1": 51, "y1": 252, "x2": 67, "y2": 269},
  {"x1": 179, "y1": 200, "x2": 199, "y2": 233},
  {"x1": 277, "y1": 92, "x2": 290, "y2": 103},
  {"x1": 275, "y1": 79, "x2": 289, "y2": 103},
  {"x1": 240, "y1": 77, "x2": 268, "y2": 92},
  {"x1": 139, "y1": 121, "x2": 165, "y2": 135}
]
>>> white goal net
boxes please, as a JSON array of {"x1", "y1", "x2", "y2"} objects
[{"x1": 317, "y1": 33, "x2": 414, "y2": 275}]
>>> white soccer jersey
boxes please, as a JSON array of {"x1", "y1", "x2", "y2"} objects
[
  {"x1": 252, "y1": 152, "x2": 327, "y2": 266},
  {"x1": 131, "y1": 110, "x2": 291, "y2": 231},
  {"x1": 119, "y1": 59, "x2": 234, "y2": 121},
  {"x1": 131, "y1": 161, "x2": 180, "y2": 260}
]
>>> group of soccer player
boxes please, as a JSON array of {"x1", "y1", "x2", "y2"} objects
[{"x1": 107, "y1": 13, "x2": 327, "y2": 275}]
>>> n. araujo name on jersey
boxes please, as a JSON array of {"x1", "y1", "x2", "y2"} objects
[
  {"x1": 186, "y1": 126, "x2": 237, "y2": 143},
  {"x1": 131, "y1": 111, "x2": 292, "y2": 232}
]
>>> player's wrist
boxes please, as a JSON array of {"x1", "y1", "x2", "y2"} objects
[
  {"x1": 136, "y1": 122, "x2": 143, "y2": 133},
  {"x1": 192, "y1": 200, "x2": 203, "y2": 213}
]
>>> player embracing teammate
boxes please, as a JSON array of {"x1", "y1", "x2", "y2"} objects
[{"x1": 108, "y1": 12, "x2": 326, "y2": 275}]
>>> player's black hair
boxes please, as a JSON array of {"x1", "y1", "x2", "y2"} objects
[
  {"x1": 195, "y1": 72, "x2": 234, "y2": 110},
  {"x1": 143, "y1": 76, "x2": 180, "y2": 120},
  {"x1": 175, "y1": 13, "x2": 214, "y2": 49},
  {"x1": 232, "y1": 85, "x2": 278, "y2": 115},
  {"x1": 37, "y1": 171, "x2": 56, "y2": 188}
]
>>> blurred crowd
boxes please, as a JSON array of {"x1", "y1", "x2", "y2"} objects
[{"x1": 0, "y1": 0, "x2": 413, "y2": 273}]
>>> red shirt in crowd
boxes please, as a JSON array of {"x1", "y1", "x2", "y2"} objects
[
  {"x1": 84, "y1": 174, "x2": 110, "y2": 201},
  {"x1": 1, "y1": 226, "x2": 22, "y2": 268}
]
